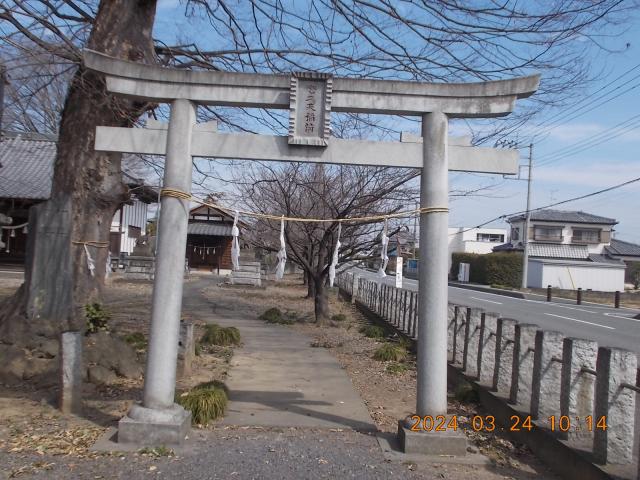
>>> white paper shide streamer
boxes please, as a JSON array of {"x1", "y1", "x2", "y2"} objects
[
  {"x1": 275, "y1": 216, "x2": 287, "y2": 280},
  {"x1": 329, "y1": 223, "x2": 341, "y2": 287},
  {"x1": 231, "y1": 210, "x2": 240, "y2": 271},
  {"x1": 378, "y1": 220, "x2": 389, "y2": 277},
  {"x1": 84, "y1": 244, "x2": 96, "y2": 277}
]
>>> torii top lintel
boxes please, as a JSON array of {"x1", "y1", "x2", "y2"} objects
[{"x1": 83, "y1": 50, "x2": 539, "y2": 118}]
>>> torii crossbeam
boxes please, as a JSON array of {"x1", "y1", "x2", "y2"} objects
[{"x1": 84, "y1": 49, "x2": 539, "y2": 449}]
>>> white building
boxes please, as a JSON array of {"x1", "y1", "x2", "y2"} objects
[{"x1": 448, "y1": 227, "x2": 507, "y2": 268}]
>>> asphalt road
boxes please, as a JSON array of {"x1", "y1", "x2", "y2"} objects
[{"x1": 353, "y1": 268, "x2": 640, "y2": 355}]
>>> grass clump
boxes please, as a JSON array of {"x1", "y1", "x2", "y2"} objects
[
  {"x1": 201, "y1": 324, "x2": 241, "y2": 346},
  {"x1": 359, "y1": 325, "x2": 386, "y2": 339},
  {"x1": 373, "y1": 343, "x2": 408, "y2": 362},
  {"x1": 386, "y1": 362, "x2": 409, "y2": 374},
  {"x1": 331, "y1": 313, "x2": 347, "y2": 322},
  {"x1": 85, "y1": 303, "x2": 110, "y2": 334},
  {"x1": 123, "y1": 332, "x2": 147, "y2": 351},
  {"x1": 259, "y1": 307, "x2": 295, "y2": 325},
  {"x1": 176, "y1": 381, "x2": 228, "y2": 426},
  {"x1": 454, "y1": 383, "x2": 479, "y2": 404},
  {"x1": 138, "y1": 445, "x2": 174, "y2": 457}
]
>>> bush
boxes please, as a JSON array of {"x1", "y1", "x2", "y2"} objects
[
  {"x1": 386, "y1": 362, "x2": 409, "y2": 374},
  {"x1": 85, "y1": 303, "x2": 110, "y2": 334},
  {"x1": 201, "y1": 324, "x2": 241, "y2": 346},
  {"x1": 331, "y1": 313, "x2": 347, "y2": 322},
  {"x1": 176, "y1": 381, "x2": 228, "y2": 426},
  {"x1": 123, "y1": 332, "x2": 147, "y2": 350},
  {"x1": 373, "y1": 343, "x2": 407, "y2": 362},
  {"x1": 259, "y1": 307, "x2": 295, "y2": 324},
  {"x1": 625, "y1": 261, "x2": 640, "y2": 289},
  {"x1": 359, "y1": 325, "x2": 386, "y2": 339},
  {"x1": 450, "y1": 252, "x2": 522, "y2": 288}
]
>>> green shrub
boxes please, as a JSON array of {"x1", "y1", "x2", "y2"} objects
[
  {"x1": 373, "y1": 343, "x2": 407, "y2": 362},
  {"x1": 359, "y1": 325, "x2": 386, "y2": 339},
  {"x1": 450, "y1": 252, "x2": 523, "y2": 288},
  {"x1": 138, "y1": 446, "x2": 174, "y2": 457},
  {"x1": 454, "y1": 383, "x2": 479, "y2": 403},
  {"x1": 176, "y1": 381, "x2": 228, "y2": 426},
  {"x1": 123, "y1": 332, "x2": 147, "y2": 350},
  {"x1": 386, "y1": 362, "x2": 409, "y2": 374},
  {"x1": 625, "y1": 261, "x2": 640, "y2": 289},
  {"x1": 85, "y1": 303, "x2": 110, "y2": 334},
  {"x1": 331, "y1": 313, "x2": 347, "y2": 322},
  {"x1": 201, "y1": 324, "x2": 241, "y2": 346}
]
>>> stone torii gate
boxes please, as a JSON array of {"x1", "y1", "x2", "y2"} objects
[{"x1": 84, "y1": 50, "x2": 538, "y2": 448}]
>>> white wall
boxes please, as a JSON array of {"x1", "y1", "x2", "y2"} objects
[
  {"x1": 448, "y1": 227, "x2": 507, "y2": 269},
  {"x1": 528, "y1": 259, "x2": 625, "y2": 292},
  {"x1": 110, "y1": 199, "x2": 149, "y2": 254}
]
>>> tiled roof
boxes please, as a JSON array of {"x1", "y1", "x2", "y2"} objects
[
  {"x1": 0, "y1": 135, "x2": 56, "y2": 199},
  {"x1": 187, "y1": 222, "x2": 233, "y2": 236},
  {"x1": 0, "y1": 133, "x2": 157, "y2": 202},
  {"x1": 588, "y1": 254, "x2": 625, "y2": 265},
  {"x1": 606, "y1": 238, "x2": 640, "y2": 257},
  {"x1": 508, "y1": 209, "x2": 617, "y2": 225},
  {"x1": 529, "y1": 243, "x2": 589, "y2": 260}
]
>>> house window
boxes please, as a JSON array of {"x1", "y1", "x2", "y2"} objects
[
  {"x1": 573, "y1": 228, "x2": 600, "y2": 243},
  {"x1": 476, "y1": 233, "x2": 505, "y2": 243},
  {"x1": 511, "y1": 227, "x2": 519, "y2": 241},
  {"x1": 128, "y1": 225, "x2": 141, "y2": 239},
  {"x1": 533, "y1": 226, "x2": 563, "y2": 241}
]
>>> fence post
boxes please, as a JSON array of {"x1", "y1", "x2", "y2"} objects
[
  {"x1": 478, "y1": 312, "x2": 499, "y2": 387},
  {"x1": 493, "y1": 318, "x2": 517, "y2": 395},
  {"x1": 462, "y1": 307, "x2": 483, "y2": 379},
  {"x1": 530, "y1": 330, "x2": 564, "y2": 420},
  {"x1": 447, "y1": 304, "x2": 457, "y2": 363},
  {"x1": 546, "y1": 285, "x2": 552, "y2": 302},
  {"x1": 593, "y1": 347, "x2": 637, "y2": 465},
  {"x1": 510, "y1": 323, "x2": 538, "y2": 406},
  {"x1": 454, "y1": 306, "x2": 468, "y2": 367},
  {"x1": 560, "y1": 338, "x2": 598, "y2": 440},
  {"x1": 614, "y1": 290, "x2": 620, "y2": 309}
]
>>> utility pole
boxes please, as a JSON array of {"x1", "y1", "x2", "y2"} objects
[{"x1": 521, "y1": 143, "x2": 533, "y2": 289}]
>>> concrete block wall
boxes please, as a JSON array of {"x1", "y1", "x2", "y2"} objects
[{"x1": 340, "y1": 274, "x2": 638, "y2": 467}]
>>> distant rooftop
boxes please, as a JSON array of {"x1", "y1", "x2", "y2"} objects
[
  {"x1": 606, "y1": 238, "x2": 640, "y2": 257},
  {"x1": 508, "y1": 209, "x2": 617, "y2": 225}
]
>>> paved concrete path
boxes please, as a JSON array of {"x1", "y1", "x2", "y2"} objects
[{"x1": 183, "y1": 278, "x2": 376, "y2": 431}]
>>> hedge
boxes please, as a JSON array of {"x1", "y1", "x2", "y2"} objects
[{"x1": 450, "y1": 252, "x2": 523, "y2": 288}]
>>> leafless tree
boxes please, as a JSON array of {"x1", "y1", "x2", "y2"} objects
[{"x1": 237, "y1": 161, "x2": 417, "y2": 323}]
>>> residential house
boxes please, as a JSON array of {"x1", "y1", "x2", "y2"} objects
[
  {"x1": 0, "y1": 133, "x2": 157, "y2": 265},
  {"x1": 494, "y1": 209, "x2": 628, "y2": 292},
  {"x1": 447, "y1": 227, "x2": 507, "y2": 269}
]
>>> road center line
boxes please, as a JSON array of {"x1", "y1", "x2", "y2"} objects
[
  {"x1": 470, "y1": 296, "x2": 502, "y2": 305},
  {"x1": 544, "y1": 313, "x2": 615, "y2": 330}
]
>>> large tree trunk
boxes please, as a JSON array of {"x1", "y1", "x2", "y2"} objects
[
  {"x1": 0, "y1": 0, "x2": 157, "y2": 344},
  {"x1": 313, "y1": 274, "x2": 330, "y2": 325}
]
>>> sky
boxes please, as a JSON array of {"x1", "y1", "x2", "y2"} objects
[{"x1": 153, "y1": 0, "x2": 640, "y2": 243}]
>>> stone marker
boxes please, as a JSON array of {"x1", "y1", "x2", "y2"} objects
[
  {"x1": 560, "y1": 338, "x2": 597, "y2": 441},
  {"x1": 177, "y1": 321, "x2": 195, "y2": 378},
  {"x1": 593, "y1": 347, "x2": 637, "y2": 464},
  {"x1": 530, "y1": 330, "x2": 564, "y2": 420},
  {"x1": 510, "y1": 323, "x2": 538, "y2": 406},
  {"x1": 59, "y1": 331, "x2": 83, "y2": 414},
  {"x1": 493, "y1": 318, "x2": 517, "y2": 395}
]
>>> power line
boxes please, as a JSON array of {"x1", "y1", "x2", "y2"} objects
[
  {"x1": 536, "y1": 114, "x2": 640, "y2": 166},
  {"x1": 449, "y1": 175, "x2": 640, "y2": 237}
]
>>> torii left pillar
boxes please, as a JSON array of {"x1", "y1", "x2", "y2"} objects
[{"x1": 118, "y1": 99, "x2": 196, "y2": 445}]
